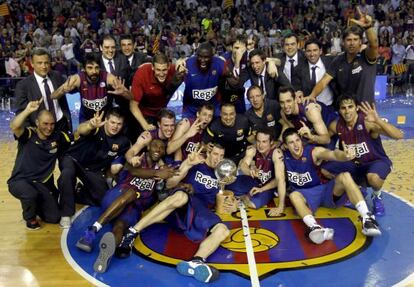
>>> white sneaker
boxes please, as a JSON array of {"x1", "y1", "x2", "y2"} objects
[
  {"x1": 308, "y1": 226, "x2": 334, "y2": 244},
  {"x1": 59, "y1": 216, "x2": 71, "y2": 229}
]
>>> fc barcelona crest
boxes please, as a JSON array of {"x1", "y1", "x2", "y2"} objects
[{"x1": 134, "y1": 201, "x2": 369, "y2": 279}]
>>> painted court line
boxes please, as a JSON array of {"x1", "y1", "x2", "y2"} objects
[
  {"x1": 60, "y1": 207, "x2": 110, "y2": 287},
  {"x1": 238, "y1": 201, "x2": 261, "y2": 287}
]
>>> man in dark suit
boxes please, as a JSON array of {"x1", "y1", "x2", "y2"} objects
[
  {"x1": 279, "y1": 33, "x2": 307, "y2": 92},
  {"x1": 298, "y1": 39, "x2": 336, "y2": 107},
  {"x1": 14, "y1": 48, "x2": 72, "y2": 134},
  {"x1": 238, "y1": 49, "x2": 291, "y2": 101},
  {"x1": 119, "y1": 34, "x2": 150, "y2": 88},
  {"x1": 100, "y1": 34, "x2": 135, "y2": 138}
]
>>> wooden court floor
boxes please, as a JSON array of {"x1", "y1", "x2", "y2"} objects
[{"x1": 1, "y1": 138, "x2": 413, "y2": 287}]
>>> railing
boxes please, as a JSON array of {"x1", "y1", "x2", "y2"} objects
[{"x1": 0, "y1": 77, "x2": 25, "y2": 112}]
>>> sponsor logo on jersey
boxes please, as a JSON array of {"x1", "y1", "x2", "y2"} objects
[
  {"x1": 258, "y1": 169, "x2": 272, "y2": 184},
  {"x1": 194, "y1": 171, "x2": 218, "y2": 189},
  {"x1": 82, "y1": 97, "x2": 108, "y2": 111},
  {"x1": 287, "y1": 171, "x2": 312, "y2": 186},
  {"x1": 348, "y1": 142, "x2": 369, "y2": 158},
  {"x1": 130, "y1": 177, "x2": 156, "y2": 191},
  {"x1": 192, "y1": 86, "x2": 218, "y2": 101},
  {"x1": 351, "y1": 66, "x2": 362, "y2": 74},
  {"x1": 185, "y1": 141, "x2": 198, "y2": 153}
]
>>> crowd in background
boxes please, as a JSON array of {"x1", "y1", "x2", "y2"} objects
[{"x1": 0, "y1": 0, "x2": 413, "y2": 79}]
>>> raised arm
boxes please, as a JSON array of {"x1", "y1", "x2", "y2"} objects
[
  {"x1": 10, "y1": 98, "x2": 43, "y2": 137},
  {"x1": 76, "y1": 111, "x2": 105, "y2": 137},
  {"x1": 107, "y1": 74, "x2": 132, "y2": 100},
  {"x1": 359, "y1": 102, "x2": 404, "y2": 140},
  {"x1": 167, "y1": 118, "x2": 201, "y2": 155},
  {"x1": 51, "y1": 74, "x2": 80, "y2": 99},
  {"x1": 125, "y1": 131, "x2": 152, "y2": 166},
  {"x1": 303, "y1": 103, "x2": 331, "y2": 144}
]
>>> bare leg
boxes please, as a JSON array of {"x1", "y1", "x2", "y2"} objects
[
  {"x1": 133, "y1": 191, "x2": 188, "y2": 232},
  {"x1": 289, "y1": 191, "x2": 312, "y2": 218},
  {"x1": 97, "y1": 189, "x2": 136, "y2": 226},
  {"x1": 333, "y1": 172, "x2": 364, "y2": 205},
  {"x1": 194, "y1": 223, "x2": 230, "y2": 259}
]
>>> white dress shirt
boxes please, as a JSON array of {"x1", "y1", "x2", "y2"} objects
[{"x1": 308, "y1": 58, "x2": 333, "y2": 106}]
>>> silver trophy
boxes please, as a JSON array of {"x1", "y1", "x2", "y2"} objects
[
  {"x1": 214, "y1": 159, "x2": 238, "y2": 214},
  {"x1": 215, "y1": 158, "x2": 237, "y2": 193}
]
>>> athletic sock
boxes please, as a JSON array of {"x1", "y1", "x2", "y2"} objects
[
  {"x1": 355, "y1": 200, "x2": 370, "y2": 220},
  {"x1": 93, "y1": 222, "x2": 102, "y2": 232},
  {"x1": 303, "y1": 214, "x2": 319, "y2": 228}
]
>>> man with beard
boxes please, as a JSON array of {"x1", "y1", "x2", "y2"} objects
[
  {"x1": 182, "y1": 42, "x2": 235, "y2": 118},
  {"x1": 166, "y1": 103, "x2": 215, "y2": 160},
  {"x1": 245, "y1": 85, "x2": 282, "y2": 141},
  {"x1": 75, "y1": 139, "x2": 177, "y2": 273},
  {"x1": 51, "y1": 53, "x2": 132, "y2": 123}
]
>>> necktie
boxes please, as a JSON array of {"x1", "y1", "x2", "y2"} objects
[
  {"x1": 108, "y1": 60, "x2": 115, "y2": 74},
  {"x1": 43, "y1": 78, "x2": 56, "y2": 120},
  {"x1": 311, "y1": 66, "x2": 317, "y2": 86},
  {"x1": 288, "y1": 58, "x2": 295, "y2": 82}
]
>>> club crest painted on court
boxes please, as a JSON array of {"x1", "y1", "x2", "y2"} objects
[{"x1": 134, "y1": 202, "x2": 370, "y2": 279}]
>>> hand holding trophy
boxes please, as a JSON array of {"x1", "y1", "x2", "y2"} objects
[{"x1": 215, "y1": 159, "x2": 238, "y2": 214}]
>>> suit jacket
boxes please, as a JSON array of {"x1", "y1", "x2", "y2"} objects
[
  {"x1": 124, "y1": 51, "x2": 151, "y2": 88},
  {"x1": 100, "y1": 52, "x2": 131, "y2": 112},
  {"x1": 238, "y1": 64, "x2": 292, "y2": 100},
  {"x1": 298, "y1": 56, "x2": 338, "y2": 98},
  {"x1": 99, "y1": 52, "x2": 130, "y2": 81},
  {"x1": 14, "y1": 70, "x2": 72, "y2": 132},
  {"x1": 279, "y1": 50, "x2": 307, "y2": 91}
]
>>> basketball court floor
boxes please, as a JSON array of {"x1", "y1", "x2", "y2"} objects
[{"x1": 0, "y1": 95, "x2": 413, "y2": 287}]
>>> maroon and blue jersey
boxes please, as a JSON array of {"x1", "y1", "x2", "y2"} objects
[
  {"x1": 336, "y1": 112, "x2": 390, "y2": 164},
  {"x1": 120, "y1": 154, "x2": 160, "y2": 200},
  {"x1": 184, "y1": 163, "x2": 219, "y2": 207},
  {"x1": 284, "y1": 144, "x2": 326, "y2": 190},
  {"x1": 254, "y1": 148, "x2": 276, "y2": 185},
  {"x1": 79, "y1": 70, "x2": 112, "y2": 122},
  {"x1": 182, "y1": 56, "x2": 227, "y2": 118},
  {"x1": 181, "y1": 118, "x2": 204, "y2": 160}
]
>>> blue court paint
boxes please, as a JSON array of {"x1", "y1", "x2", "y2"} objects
[{"x1": 62, "y1": 192, "x2": 414, "y2": 287}]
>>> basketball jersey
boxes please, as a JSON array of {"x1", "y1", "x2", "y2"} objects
[
  {"x1": 181, "y1": 118, "x2": 204, "y2": 159},
  {"x1": 79, "y1": 71, "x2": 111, "y2": 121},
  {"x1": 184, "y1": 163, "x2": 219, "y2": 207},
  {"x1": 336, "y1": 112, "x2": 390, "y2": 163},
  {"x1": 120, "y1": 153, "x2": 160, "y2": 199},
  {"x1": 183, "y1": 56, "x2": 226, "y2": 116},
  {"x1": 254, "y1": 147, "x2": 275, "y2": 185},
  {"x1": 284, "y1": 144, "x2": 326, "y2": 190}
]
